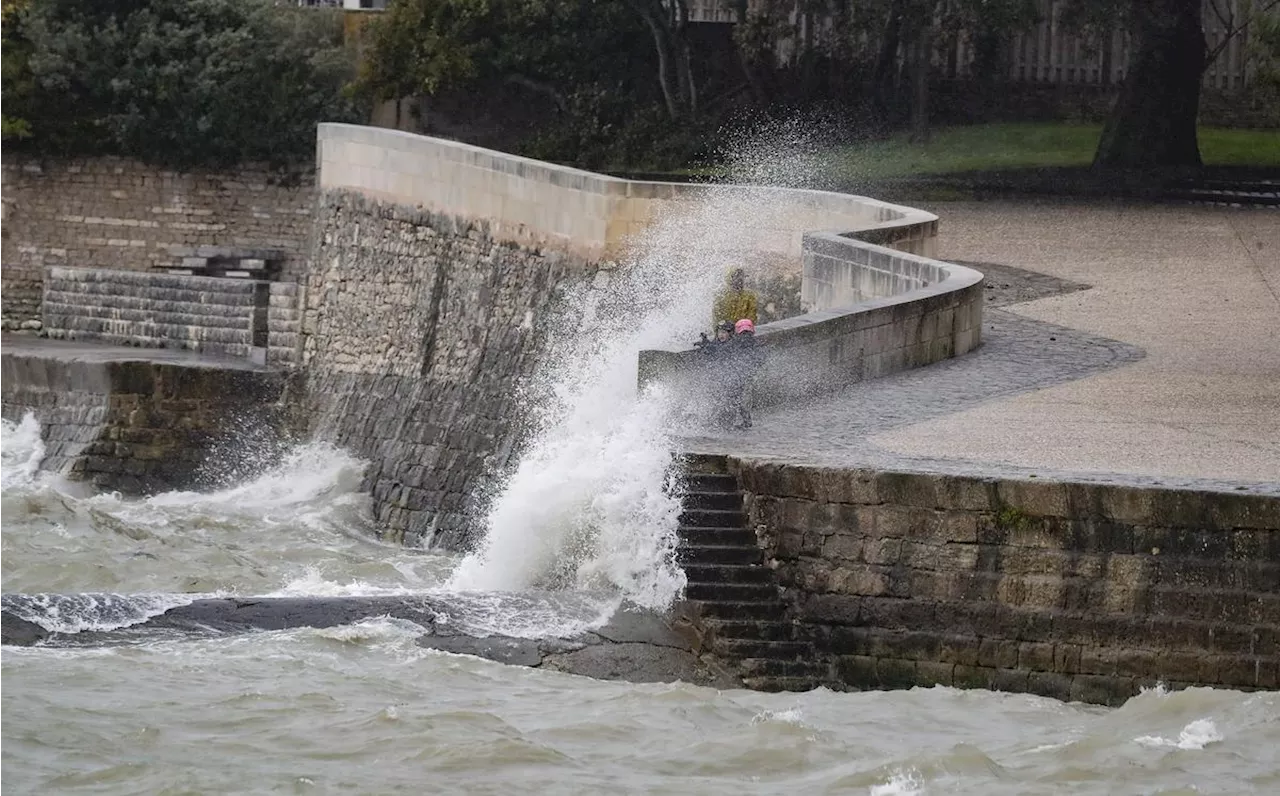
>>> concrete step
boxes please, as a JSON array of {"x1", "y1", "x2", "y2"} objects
[
  {"x1": 742, "y1": 676, "x2": 822, "y2": 693},
  {"x1": 682, "y1": 564, "x2": 774, "y2": 585},
  {"x1": 739, "y1": 657, "x2": 828, "y2": 678},
  {"x1": 681, "y1": 491, "x2": 743, "y2": 511},
  {"x1": 678, "y1": 508, "x2": 746, "y2": 528},
  {"x1": 678, "y1": 453, "x2": 731, "y2": 474},
  {"x1": 689, "y1": 600, "x2": 786, "y2": 620},
  {"x1": 702, "y1": 619, "x2": 796, "y2": 641},
  {"x1": 678, "y1": 527, "x2": 756, "y2": 546},
  {"x1": 684, "y1": 473, "x2": 738, "y2": 493},
  {"x1": 711, "y1": 638, "x2": 810, "y2": 659},
  {"x1": 677, "y1": 544, "x2": 762, "y2": 565},
  {"x1": 685, "y1": 581, "x2": 778, "y2": 602}
]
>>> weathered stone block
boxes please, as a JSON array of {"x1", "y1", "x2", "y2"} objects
[
  {"x1": 934, "y1": 634, "x2": 980, "y2": 666},
  {"x1": 1018, "y1": 641, "x2": 1055, "y2": 671},
  {"x1": 916, "y1": 661, "x2": 955, "y2": 687},
  {"x1": 821, "y1": 533, "x2": 863, "y2": 562},
  {"x1": 1070, "y1": 674, "x2": 1133, "y2": 706},
  {"x1": 997, "y1": 479, "x2": 1071, "y2": 519},
  {"x1": 829, "y1": 566, "x2": 889, "y2": 596},
  {"x1": 800, "y1": 594, "x2": 862, "y2": 625},
  {"x1": 952, "y1": 664, "x2": 996, "y2": 690},
  {"x1": 1026, "y1": 671, "x2": 1073, "y2": 701},
  {"x1": 977, "y1": 638, "x2": 1020, "y2": 669},
  {"x1": 834, "y1": 655, "x2": 878, "y2": 688}
]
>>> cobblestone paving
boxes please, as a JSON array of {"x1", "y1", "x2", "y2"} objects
[{"x1": 676, "y1": 272, "x2": 1280, "y2": 497}]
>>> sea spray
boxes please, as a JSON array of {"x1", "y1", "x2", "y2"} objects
[
  {"x1": 1, "y1": 412, "x2": 47, "y2": 490},
  {"x1": 449, "y1": 134, "x2": 828, "y2": 608}
]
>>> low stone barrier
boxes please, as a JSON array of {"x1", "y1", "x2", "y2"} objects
[
  {"x1": 1, "y1": 339, "x2": 285, "y2": 493},
  {"x1": 41, "y1": 266, "x2": 299, "y2": 365},
  {"x1": 639, "y1": 245, "x2": 983, "y2": 409},
  {"x1": 730, "y1": 458, "x2": 1280, "y2": 704}
]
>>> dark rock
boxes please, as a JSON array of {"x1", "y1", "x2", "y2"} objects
[
  {"x1": 542, "y1": 641, "x2": 737, "y2": 687},
  {"x1": 417, "y1": 635, "x2": 548, "y2": 667},
  {"x1": 1, "y1": 613, "x2": 49, "y2": 646}
]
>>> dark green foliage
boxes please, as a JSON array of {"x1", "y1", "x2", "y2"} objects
[
  {"x1": 1, "y1": 0, "x2": 36, "y2": 139},
  {"x1": 2, "y1": 0, "x2": 366, "y2": 167}
]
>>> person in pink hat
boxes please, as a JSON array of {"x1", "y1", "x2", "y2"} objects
[{"x1": 724, "y1": 317, "x2": 762, "y2": 429}]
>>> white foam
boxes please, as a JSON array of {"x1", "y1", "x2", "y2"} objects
[
  {"x1": 448, "y1": 180, "x2": 810, "y2": 609},
  {"x1": 138, "y1": 442, "x2": 367, "y2": 516},
  {"x1": 751, "y1": 708, "x2": 805, "y2": 725},
  {"x1": 870, "y1": 769, "x2": 925, "y2": 796},
  {"x1": 265, "y1": 568, "x2": 424, "y2": 598},
  {"x1": 1, "y1": 412, "x2": 47, "y2": 489},
  {"x1": 2, "y1": 592, "x2": 197, "y2": 634},
  {"x1": 429, "y1": 591, "x2": 621, "y2": 639},
  {"x1": 1134, "y1": 718, "x2": 1224, "y2": 750},
  {"x1": 311, "y1": 616, "x2": 429, "y2": 644}
]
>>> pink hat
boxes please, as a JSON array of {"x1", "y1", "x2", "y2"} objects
[{"x1": 734, "y1": 318, "x2": 755, "y2": 334}]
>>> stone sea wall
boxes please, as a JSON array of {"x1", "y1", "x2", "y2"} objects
[
  {"x1": 732, "y1": 460, "x2": 1279, "y2": 703},
  {"x1": 298, "y1": 191, "x2": 596, "y2": 548},
  {"x1": 1, "y1": 156, "x2": 314, "y2": 329},
  {"x1": 1, "y1": 344, "x2": 285, "y2": 493},
  {"x1": 295, "y1": 125, "x2": 964, "y2": 548}
]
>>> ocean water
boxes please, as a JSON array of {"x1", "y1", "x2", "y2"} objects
[{"x1": 4, "y1": 416, "x2": 1277, "y2": 795}]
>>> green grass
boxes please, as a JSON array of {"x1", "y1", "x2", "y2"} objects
[{"x1": 827, "y1": 122, "x2": 1280, "y2": 182}]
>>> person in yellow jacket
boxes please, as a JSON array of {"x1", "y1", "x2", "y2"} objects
[{"x1": 712, "y1": 268, "x2": 758, "y2": 329}]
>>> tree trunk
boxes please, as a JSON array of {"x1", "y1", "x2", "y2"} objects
[
  {"x1": 673, "y1": 0, "x2": 697, "y2": 116},
  {"x1": 872, "y1": 2, "x2": 904, "y2": 114},
  {"x1": 909, "y1": 23, "x2": 931, "y2": 143},
  {"x1": 1094, "y1": 0, "x2": 1206, "y2": 169},
  {"x1": 627, "y1": 0, "x2": 694, "y2": 120}
]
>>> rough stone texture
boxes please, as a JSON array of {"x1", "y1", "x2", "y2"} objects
[
  {"x1": 267, "y1": 282, "x2": 303, "y2": 366},
  {"x1": 1, "y1": 156, "x2": 314, "y2": 329},
  {"x1": 1, "y1": 336, "x2": 285, "y2": 494},
  {"x1": 41, "y1": 266, "x2": 298, "y2": 362},
  {"x1": 1, "y1": 593, "x2": 738, "y2": 688},
  {"x1": 731, "y1": 458, "x2": 1280, "y2": 705},
  {"x1": 299, "y1": 191, "x2": 595, "y2": 548}
]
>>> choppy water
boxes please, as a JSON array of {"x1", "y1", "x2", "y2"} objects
[{"x1": 5, "y1": 417, "x2": 1278, "y2": 794}]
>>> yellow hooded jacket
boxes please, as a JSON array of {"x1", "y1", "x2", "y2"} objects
[{"x1": 712, "y1": 275, "x2": 759, "y2": 328}]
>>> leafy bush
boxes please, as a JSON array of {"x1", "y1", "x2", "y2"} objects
[{"x1": 2, "y1": 0, "x2": 366, "y2": 167}]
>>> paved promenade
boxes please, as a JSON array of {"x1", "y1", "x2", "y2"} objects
[{"x1": 683, "y1": 202, "x2": 1280, "y2": 493}]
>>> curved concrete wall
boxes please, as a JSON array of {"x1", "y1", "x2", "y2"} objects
[
  {"x1": 315, "y1": 123, "x2": 981, "y2": 406},
  {"x1": 316, "y1": 124, "x2": 938, "y2": 263}
]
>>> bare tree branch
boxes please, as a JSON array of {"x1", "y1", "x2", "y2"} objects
[{"x1": 1205, "y1": 0, "x2": 1279, "y2": 66}]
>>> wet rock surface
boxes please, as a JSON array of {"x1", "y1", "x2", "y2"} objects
[
  {"x1": 418, "y1": 609, "x2": 739, "y2": 687},
  {"x1": 1, "y1": 595, "x2": 742, "y2": 689}
]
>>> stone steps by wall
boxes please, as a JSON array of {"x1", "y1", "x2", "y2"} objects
[
  {"x1": 675, "y1": 454, "x2": 825, "y2": 692},
  {"x1": 40, "y1": 266, "x2": 299, "y2": 365}
]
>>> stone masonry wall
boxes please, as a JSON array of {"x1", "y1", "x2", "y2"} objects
[
  {"x1": 41, "y1": 267, "x2": 281, "y2": 361},
  {"x1": 300, "y1": 191, "x2": 596, "y2": 548},
  {"x1": 1, "y1": 348, "x2": 285, "y2": 494},
  {"x1": 1, "y1": 156, "x2": 314, "y2": 329},
  {"x1": 734, "y1": 460, "x2": 1279, "y2": 705}
]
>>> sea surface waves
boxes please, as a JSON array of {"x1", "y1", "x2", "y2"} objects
[{"x1": 3, "y1": 415, "x2": 1276, "y2": 794}]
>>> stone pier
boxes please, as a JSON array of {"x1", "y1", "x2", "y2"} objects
[{"x1": 1, "y1": 336, "x2": 287, "y2": 493}]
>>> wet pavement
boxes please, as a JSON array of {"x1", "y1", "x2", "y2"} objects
[{"x1": 681, "y1": 202, "x2": 1280, "y2": 495}]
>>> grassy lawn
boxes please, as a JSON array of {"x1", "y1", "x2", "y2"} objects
[{"x1": 826, "y1": 123, "x2": 1280, "y2": 182}]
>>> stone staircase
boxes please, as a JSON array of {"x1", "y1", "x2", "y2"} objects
[{"x1": 675, "y1": 456, "x2": 825, "y2": 691}]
